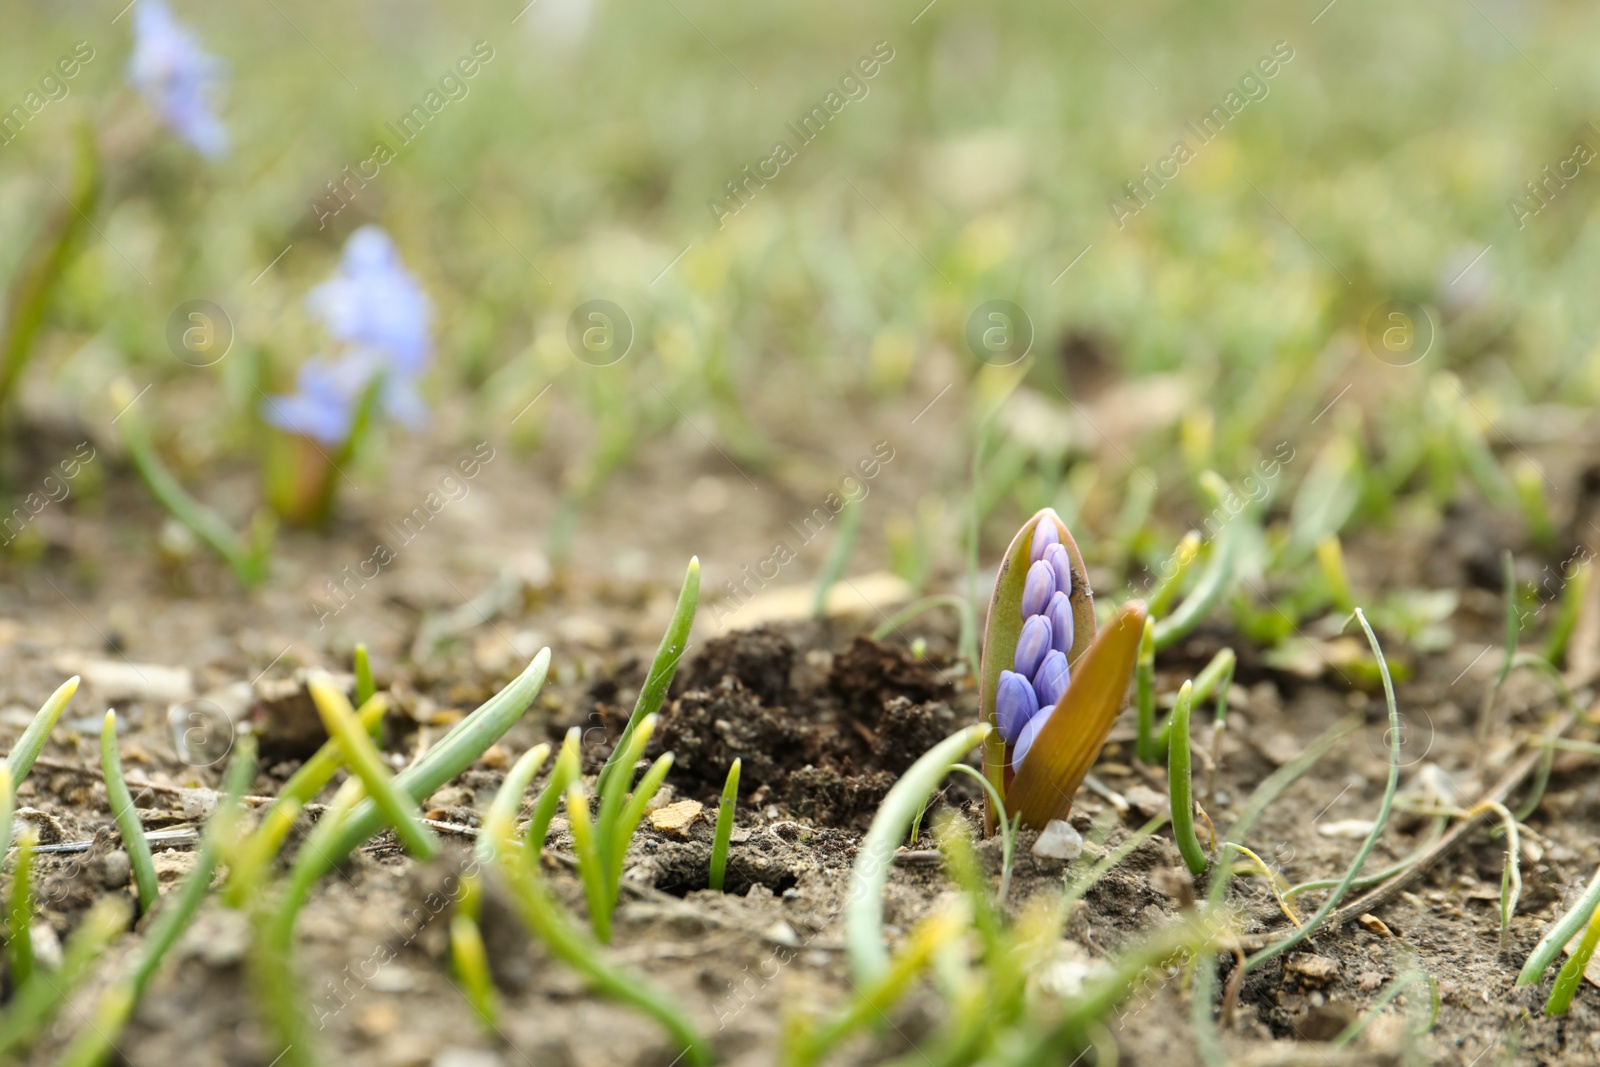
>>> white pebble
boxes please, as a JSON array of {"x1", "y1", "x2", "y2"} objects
[{"x1": 1032, "y1": 819, "x2": 1084, "y2": 861}]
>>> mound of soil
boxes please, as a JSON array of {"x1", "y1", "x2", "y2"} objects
[{"x1": 654, "y1": 628, "x2": 967, "y2": 825}]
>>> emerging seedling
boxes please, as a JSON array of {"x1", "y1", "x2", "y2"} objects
[
  {"x1": 980, "y1": 508, "x2": 1146, "y2": 830},
  {"x1": 709, "y1": 758, "x2": 741, "y2": 892}
]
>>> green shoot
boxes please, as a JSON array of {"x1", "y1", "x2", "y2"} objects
[
  {"x1": 1518, "y1": 865, "x2": 1600, "y2": 987},
  {"x1": 597, "y1": 557, "x2": 698, "y2": 799},
  {"x1": 451, "y1": 876, "x2": 500, "y2": 1030},
  {"x1": 1512, "y1": 459, "x2": 1556, "y2": 552},
  {"x1": 529, "y1": 727, "x2": 581, "y2": 859},
  {"x1": 846, "y1": 723, "x2": 988, "y2": 985},
  {"x1": 475, "y1": 743, "x2": 551, "y2": 867},
  {"x1": 1153, "y1": 517, "x2": 1239, "y2": 651},
  {"x1": 1168, "y1": 681, "x2": 1206, "y2": 876},
  {"x1": 812, "y1": 497, "x2": 862, "y2": 617},
  {"x1": 308, "y1": 674, "x2": 438, "y2": 858},
  {"x1": 114, "y1": 379, "x2": 271, "y2": 587},
  {"x1": 1147, "y1": 531, "x2": 1201, "y2": 617},
  {"x1": 354, "y1": 642, "x2": 376, "y2": 706},
  {"x1": 1316, "y1": 535, "x2": 1356, "y2": 615},
  {"x1": 565, "y1": 785, "x2": 612, "y2": 943},
  {"x1": 57, "y1": 737, "x2": 256, "y2": 1067},
  {"x1": 607, "y1": 752, "x2": 674, "y2": 905},
  {"x1": 1546, "y1": 894, "x2": 1600, "y2": 1015},
  {"x1": 100, "y1": 710, "x2": 159, "y2": 915},
  {"x1": 870, "y1": 594, "x2": 979, "y2": 674},
  {"x1": 1195, "y1": 647, "x2": 1236, "y2": 798},
  {"x1": 4, "y1": 676, "x2": 80, "y2": 783},
  {"x1": 254, "y1": 649, "x2": 551, "y2": 1067},
  {"x1": 709, "y1": 758, "x2": 741, "y2": 892},
  {"x1": 947, "y1": 763, "x2": 1017, "y2": 903},
  {"x1": 1545, "y1": 559, "x2": 1590, "y2": 667},
  {"x1": 0, "y1": 895, "x2": 128, "y2": 1060},
  {"x1": 224, "y1": 693, "x2": 388, "y2": 906},
  {"x1": 1243, "y1": 609, "x2": 1402, "y2": 971},
  {"x1": 0, "y1": 121, "x2": 96, "y2": 413},
  {"x1": 483, "y1": 788, "x2": 710, "y2": 1064},
  {"x1": 1476, "y1": 549, "x2": 1519, "y2": 754},
  {"x1": 7, "y1": 829, "x2": 37, "y2": 986},
  {"x1": 785, "y1": 908, "x2": 966, "y2": 1067},
  {"x1": 1135, "y1": 616, "x2": 1158, "y2": 763}
]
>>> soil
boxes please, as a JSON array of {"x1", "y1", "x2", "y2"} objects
[{"x1": 2, "y1": 409, "x2": 1600, "y2": 1067}]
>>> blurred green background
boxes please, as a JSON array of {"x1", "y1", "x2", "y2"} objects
[{"x1": 1, "y1": 0, "x2": 1595, "y2": 595}]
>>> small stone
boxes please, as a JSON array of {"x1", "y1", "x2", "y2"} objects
[
  {"x1": 29, "y1": 922, "x2": 63, "y2": 970},
  {"x1": 1357, "y1": 913, "x2": 1394, "y2": 938},
  {"x1": 764, "y1": 920, "x2": 800, "y2": 947},
  {"x1": 647, "y1": 799, "x2": 703, "y2": 837},
  {"x1": 1284, "y1": 952, "x2": 1341, "y2": 988},
  {"x1": 1031, "y1": 819, "x2": 1084, "y2": 861},
  {"x1": 1124, "y1": 785, "x2": 1170, "y2": 820},
  {"x1": 98, "y1": 850, "x2": 132, "y2": 889}
]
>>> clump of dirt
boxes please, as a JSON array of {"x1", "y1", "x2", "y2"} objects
[{"x1": 654, "y1": 629, "x2": 967, "y2": 825}]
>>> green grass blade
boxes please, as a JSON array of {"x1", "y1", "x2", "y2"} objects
[
  {"x1": 1154, "y1": 517, "x2": 1239, "y2": 651},
  {"x1": 7, "y1": 829, "x2": 37, "y2": 986},
  {"x1": 566, "y1": 786, "x2": 612, "y2": 942},
  {"x1": 101, "y1": 710, "x2": 158, "y2": 915},
  {"x1": 529, "y1": 727, "x2": 581, "y2": 860},
  {"x1": 320, "y1": 648, "x2": 550, "y2": 866},
  {"x1": 1134, "y1": 616, "x2": 1158, "y2": 763},
  {"x1": 309, "y1": 675, "x2": 438, "y2": 859},
  {"x1": 485, "y1": 815, "x2": 710, "y2": 1065},
  {"x1": 475, "y1": 743, "x2": 550, "y2": 867},
  {"x1": 607, "y1": 753, "x2": 674, "y2": 907},
  {"x1": 4, "y1": 676, "x2": 80, "y2": 783},
  {"x1": 1519, "y1": 865, "x2": 1600, "y2": 987},
  {"x1": 451, "y1": 876, "x2": 500, "y2": 1030},
  {"x1": 0, "y1": 895, "x2": 128, "y2": 1060},
  {"x1": 1546, "y1": 896, "x2": 1600, "y2": 1015},
  {"x1": 709, "y1": 758, "x2": 741, "y2": 892},
  {"x1": 1244, "y1": 609, "x2": 1402, "y2": 971},
  {"x1": 1168, "y1": 681, "x2": 1206, "y2": 876},
  {"x1": 598, "y1": 559, "x2": 698, "y2": 798},
  {"x1": 596, "y1": 714, "x2": 657, "y2": 867},
  {"x1": 0, "y1": 121, "x2": 96, "y2": 411},
  {"x1": 354, "y1": 643, "x2": 376, "y2": 707},
  {"x1": 224, "y1": 694, "x2": 387, "y2": 905},
  {"x1": 846, "y1": 723, "x2": 989, "y2": 986},
  {"x1": 55, "y1": 739, "x2": 256, "y2": 1067},
  {"x1": 811, "y1": 498, "x2": 862, "y2": 617}
]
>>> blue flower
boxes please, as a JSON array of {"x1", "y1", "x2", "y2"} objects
[
  {"x1": 1011, "y1": 522, "x2": 1077, "y2": 772},
  {"x1": 306, "y1": 227, "x2": 433, "y2": 373},
  {"x1": 127, "y1": 1, "x2": 229, "y2": 158},
  {"x1": 264, "y1": 227, "x2": 432, "y2": 446}
]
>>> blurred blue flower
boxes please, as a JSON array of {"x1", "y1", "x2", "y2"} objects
[
  {"x1": 265, "y1": 227, "x2": 432, "y2": 446},
  {"x1": 127, "y1": 1, "x2": 229, "y2": 158}
]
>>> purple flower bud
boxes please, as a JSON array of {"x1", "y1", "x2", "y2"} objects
[
  {"x1": 1013, "y1": 615, "x2": 1053, "y2": 677},
  {"x1": 1033, "y1": 649, "x2": 1070, "y2": 708},
  {"x1": 1029, "y1": 519, "x2": 1060, "y2": 563},
  {"x1": 995, "y1": 670, "x2": 1039, "y2": 744},
  {"x1": 1021, "y1": 560, "x2": 1056, "y2": 618},
  {"x1": 1012, "y1": 704, "x2": 1053, "y2": 772},
  {"x1": 1047, "y1": 591, "x2": 1074, "y2": 655},
  {"x1": 1044, "y1": 543, "x2": 1073, "y2": 598}
]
